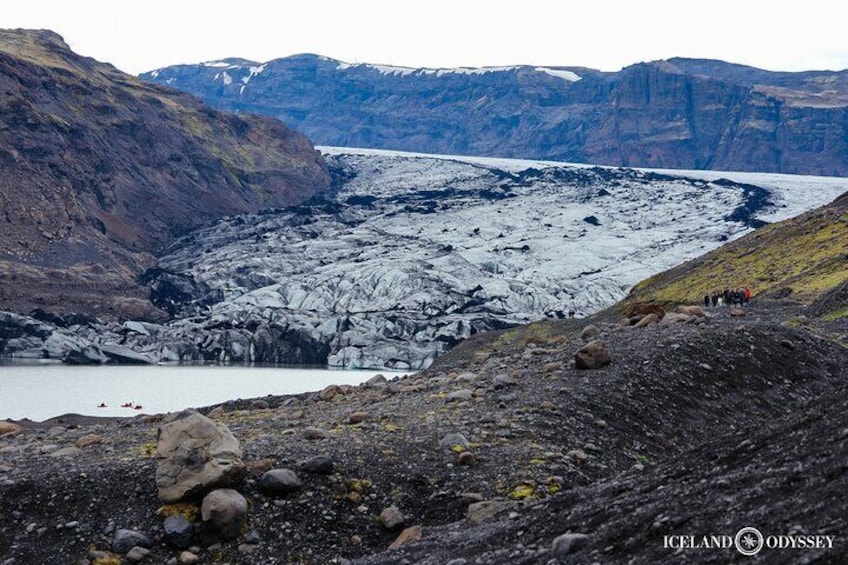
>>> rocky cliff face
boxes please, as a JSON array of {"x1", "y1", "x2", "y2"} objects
[
  {"x1": 0, "y1": 30, "x2": 329, "y2": 318},
  {"x1": 142, "y1": 55, "x2": 848, "y2": 176}
]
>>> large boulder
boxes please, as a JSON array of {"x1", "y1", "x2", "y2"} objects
[
  {"x1": 574, "y1": 340, "x2": 611, "y2": 370},
  {"x1": 155, "y1": 410, "x2": 246, "y2": 503}
]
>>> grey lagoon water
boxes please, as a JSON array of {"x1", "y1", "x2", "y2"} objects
[{"x1": 0, "y1": 364, "x2": 396, "y2": 421}]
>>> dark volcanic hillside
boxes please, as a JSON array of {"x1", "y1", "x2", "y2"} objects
[
  {"x1": 142, "y1": 55, "x2": 848, "y2": 176},
  {"x1": 0, "y1": 30, "x2": 329, "y2": 318}
]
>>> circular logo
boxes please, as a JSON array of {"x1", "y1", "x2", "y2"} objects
[{"x1": 734, "y1": 527, "x2": 764, "y2": 556}]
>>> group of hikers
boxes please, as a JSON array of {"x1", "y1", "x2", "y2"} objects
[{"x1": 704, "y1": 288, "x2": 751, "y2": 308}]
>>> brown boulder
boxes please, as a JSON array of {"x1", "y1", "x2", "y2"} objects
[
  {"x1": 0, "y1": 422, "x2": 23, "y2": 437},
  {"x1": 661, "y1": 312, "x2": 693, "y2": 325},
  {"x1": 677, "y1": 305, "x2": 706, "y2": 317},
  {"x1": 200, "y1": 489, "x2": 248, "y2": 541},
  {"x1": 730, "y1": 308, "x2": 747, "y2": 317},
  {"x1": 634, "y1": 313, "x2": 660, "y2": 328},
  {"x1": 624, "y1": 302, "x2": 666, "y2": 320},
  {"x1": 574, "y1": 340, "x2": 611, "y2": 370},
  {"x1": 389, "y1": 525, "x2": 423, "y2": 549}
]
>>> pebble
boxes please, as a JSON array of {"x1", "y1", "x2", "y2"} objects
[
  {"x1": 439, "y1": 433, "x2": 470, "y2": 452},
  {"x1": 446, "y1": 389, "x2": 474, "y2": 402},
  {"x1": 493, "y1": 374, "x2": 517, "y2": 389},
  {"x1": 379, "y1": 505, "x2": 406, "y2": 530},
  {"x1": 112, "y1": 529, "x2": 153, "y2": 554},
  {"x1": 163, "y1": 515, "x2": 194, "y2": 549},
  {"x1": 551, "y1": 532, "x2": 589, "y2": 558},
  {"x1": 259, "y1": 469, "x2": 304, "y2": 496},
  {"x1": 179, "y1": 551, "x2": 199, "y2": 565},
  {"x1": 126, "y1": 546, "x2": 151, "y2": 563},
  {"x1": 350, "y1": 534, "x2": 362, "y2": 545},
  {"x1": 300, "y1": 454, "x2": 334, "y2": 475},
  {"x1": 303, "y1": 427, "x2": 331, "y2": 440}
]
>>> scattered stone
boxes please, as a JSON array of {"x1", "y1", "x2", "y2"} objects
[
  {"x1": 351, "y1": 534, "x2": 362, "y2": 545},
  {"x1": 780, "y1": 339, "x2": 796, "y2": 350},
  {"x1": 126, "y1": 546, "x2": 151, "y2": 563},
  {"x1": 594, "y1": 419, "x2": 607, "y2": 428},
  {"x1": 112, "y1": 529, "x2": 153, "y2": 554},
  {"x1": 492, "y1": 374, "x2": 517, "y2": 389},
  {"x1": 661, "y1": 312, "x2": 693, "y2": 325},
  {"x1": 238, "y1": 543, "x2": 257, "y2": 554},
  {"x1": 580, "y1": 325, "x2": 599, "y2": 340},
  {"x1": 163, "y1": 515, "x2": 194, "y2": 549},
  {"x1": 48, "y1": 446, "x2": 82, "y2": 458},
  {"x1": 624, "y1": 302, "x2": 666, "y2": 319},
  {"x1": 179, "y1": 551, "x2": 199, "y2": 565},
  {"x1": 299, "y1": 455, "x2": 334, "y2": 475},
  {"x1": 567, "y1": 449, "x2": 588, "y2": 463},
  {"x1": 459, "y1": 492, "x2": 485, "y2": 505},
  {"x1": 458, "y1": 451, "x2": 476, "y2": 466},
  {"x1": 75, "y1": 434, "x2": 103, "y2": 448},
  {"x1": 467, "y1": 500, "x2": 516, "y2": 526},
  {"x1": 542, "y1": 362, "x2": 561, "y2": 374},
  {"x1": 677, "y1": 305, "x2": 706, "y2": 317},
  {"x1": 634, "y1": 313, "x2": 660, "y2": 328},
  {"x1": 347, "y1": 411, "x2": 370, "y2": 424},
  {"x1": 363, "y1": 374, "x2": 388, "y2": 389},
  {"x1": 244, "y1": 530, "x2": 261, "y2": 544},
  {"x1": 0, "y1": 422, "x2": 23, "y2": 437},
  {"x1": 250, "y1": 399, "x2": 269, "y2": 410},
  {"x1": 574, "y1": 340, "x2": 611, "y2": 370},
  {"x1": 155, "y1": 410, "x2": 245, "y2": 503},
  {"x1": 207, "y1": 406, "x2": 226, "y2": 419},
  {"x1": 551, "y1": 532, "x2": 589, "y2": 558},
  {"x1": 319, "y1": 384, "x2": 342, "y2": 401},
  {"x1": 379, "y1": 505, "x2": 406, "y2": 530},
  {"x1": 389, "y1": 525, "x2": 422, "y2": 549},
  {"x1": 245, "y1": 458, "x2": 274, "y2": 477},
  {"x1": 259, "y1": 469, "x2": 304, "y2": 496},
  {"x1": 303, "y1": 427, "x2": 331, "y2": 440},
  {"x1": 439, "y1": 433, "x2": 470, "y2": 452},
  {"x1": 445, "y1": 389, "x2": 474, "y2": 402},
  {"x1": 201, "y1": 488, "x2": 248, "y2": 541},
  {"x1": 446, "y1": 559, "x2": 468, "y2": 565},
  {"x1": 730, "y1": 308, "x2": 746, "y2": 317}
]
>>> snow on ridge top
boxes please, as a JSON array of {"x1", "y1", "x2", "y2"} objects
[
  {"x1": 202, "y1": 60, "x2": 236, "y2": 68},
  {"x1": 334, "y1": 61, "x2": 580, "y2": 81},
  {"x1": 535, "y1": 67, "x2": 581, "y2": 82}
]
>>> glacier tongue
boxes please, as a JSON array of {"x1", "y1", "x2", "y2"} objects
[{"x1": 149, "y1": 149, "x2": 848, "y2": 369}]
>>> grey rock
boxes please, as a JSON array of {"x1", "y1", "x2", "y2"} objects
[
  {"x1": 551, "y1": 532, "x2": 589, "y2": 558},
  {"x1": 493, "y1": 374, "x2": 517, "y2": 389},
  {"x1": 379, "y1": 505, "x2": 406, "y2": 530},
  {"x1": 439, "y1": 433, "x2": 470, "y2": 452},
  {"x1": 303, "y1": 427, "x2": 331, "y2": 440},
  {"x1": 580, "y1": 325, "x2": 599, "y2": 340},
  {"x1": 126, "y1": 546, "x2": 151, "y2": 563},
  {"x1": 155, "y1": 410, "x2": 245, "y2": 503},
  {"x1": 201, "y1": 488, "x2": 248, "y2": 541},
  {"x1": 299, "y1": 455, "x2": 334, "y2": 475},
  {"x1": 112, "y1": 529, "x2": 153, "y2": 554},
  {"x1": 179, "y1": 551, "x2": 199, "y2": 565},
  {"x1": 467, "y1": 500, "x2": 516, "y2": 526},
  {"x1": 259, "y1": 469, "x2": 304, "y2": 496},
  {"x1": 163, "y1": 515, "x2": 194, "y2": 549},
  {"x1": 445, "y1": 389, "x2": 474, "y2": 402}
]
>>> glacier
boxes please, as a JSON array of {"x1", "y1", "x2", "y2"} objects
[
  {"x1": 139, "y1": 148, "x2": 847, "y2": 369},
  {"x1": 5, "y1": 149, "x2": 845, "y2": 369}
]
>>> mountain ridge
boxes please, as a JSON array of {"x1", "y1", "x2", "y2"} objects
[{"x1": 141, "y1": 54, "x2": 848, "y2": 176}]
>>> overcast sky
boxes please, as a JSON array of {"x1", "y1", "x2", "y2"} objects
[{"x1": 4, "y1": 0, "x2": 847, "y2": 75}]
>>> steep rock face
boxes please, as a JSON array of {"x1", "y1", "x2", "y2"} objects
[
  {"x1": 0, "y1": 30, "x2": 329, "y2": 318},
  {"x1": 142, "y1": 55, "x2": 848, "y2": 176}
]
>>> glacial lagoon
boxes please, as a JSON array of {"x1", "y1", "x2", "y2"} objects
[{"x1": 0, "y1": 364, "x2": 397, "y2": 421}]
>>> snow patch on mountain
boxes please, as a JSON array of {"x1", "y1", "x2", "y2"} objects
[
  {"x1": 150, "y1": 149, "x2": 848, "y2": 370},
  {"x1": 334, "y1": 62, "x2": 581, "y2": 81}
]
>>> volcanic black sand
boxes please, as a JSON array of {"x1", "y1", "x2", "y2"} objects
[{"x1": 1, "y1": 301, "x2": 846, "y2": 564}]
